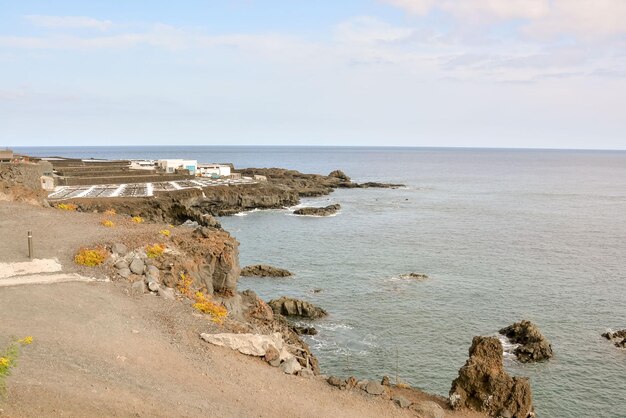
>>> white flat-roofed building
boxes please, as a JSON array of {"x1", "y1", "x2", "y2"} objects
[
  {"x1": 157, "y1": 159, "x2": 197, "y2": 175},
  {"x1": 197, "y1": 163, "x2": 231, "y2": 178}
]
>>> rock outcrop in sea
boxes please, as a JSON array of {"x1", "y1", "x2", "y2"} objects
[
  {"x1": 399, "y1": 272, "x2": 429, "y2": 280},
  {"x1": 240, "y1": 264, "x2": 293, "y2": 277},
  {"x1": 293, "y1": 204, "x2": 341, "y2": 216},
  {"x1": 499, "y1": 320, "x2": 553, "y2": 363},
  {"x1": 602, "y1": 329, "x2": 626, "y2": 348},
  {"x1": 268, "y1": 296, "x2": 328, "y2": 319},
  {"x1": 449, "y1": 336, "x2": 534, "y2": 417}
]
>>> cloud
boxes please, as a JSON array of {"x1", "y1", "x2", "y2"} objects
[
  {"x1": 0, "y1": 24, "x2": 298, "y2": 53},
  {"x1": 383, "y1": 0, "x2": 626, "y2": 39},
  {"x1": 334, "y1": 16, "x2": 415, "y2": 44},
  {"x1": 383, "y1": 0, "x2": 548, "y2": 21},
  {"x1": 524, "y1": 0, "x2": 626, "y2": 40},
  {"x1": 25, "y1": 15, "x2": 113, "y2": 31}
]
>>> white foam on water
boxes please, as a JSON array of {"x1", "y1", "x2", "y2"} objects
[
  {"x1": 497, "y1": 334, "x2": 520, "y2": 359},
  {"x1": 317, "y1": 322, "x2": 354, "y2": 331}
]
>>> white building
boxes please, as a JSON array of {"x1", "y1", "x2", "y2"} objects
[
  {"x1": 157, "y1": 159, "x2": 197, "y2": 175},
  {"x1": 197, "y1": 163, "x2": 231, "y2": 178}
]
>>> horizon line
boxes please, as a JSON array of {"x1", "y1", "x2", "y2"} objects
[{"x1": 7, "y1": 144, "x2": 626, "y2": 152}]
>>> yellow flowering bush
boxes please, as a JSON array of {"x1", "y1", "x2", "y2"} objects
[
  {"x1": 18, "y1": 336, "x2": 33, "y2": 345},
  {"x1": 1, "y1": 336, "x2": 33, "y2": 394},
  {"x1": 131, "y1": 216, "x2": 144, "y2": 224},
  {"x1": 193, "y1": 291, "x2": 228, "y2": 323},
  {"x1": 145, "y1": 243, "x2": 166, "y2": 259},
  {"x1": 56, "y1": 203, "x2": 78, "y2": 211},
  {"x1": 177, "y1": 273, "x2": 194, "y2": 298},
  {"x1": 159, "y1": 229, "x2": 171, "y2": 237},
  {"x1": 74, "y1": 247, "x2": 108, "y2": 267},
  {"x1": 101, "y1": 219, "x2": 115, "y2": 227}
]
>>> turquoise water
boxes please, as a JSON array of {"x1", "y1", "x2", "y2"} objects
[{"x1": 18, "y1": 146, "x2": 626, "y2": 417}]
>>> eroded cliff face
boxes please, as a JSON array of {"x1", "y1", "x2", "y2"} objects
[{"x1": 107, "y1": 225, "x2": 319, "y2": 374}]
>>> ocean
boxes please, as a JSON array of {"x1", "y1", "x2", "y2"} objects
[{"x1": 15, "y1": 146, "x2": 626, "y2": 417}]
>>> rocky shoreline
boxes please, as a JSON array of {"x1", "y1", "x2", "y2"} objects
[{"x1": 53, "y1": 168, "x2": 403, "y2": 224}]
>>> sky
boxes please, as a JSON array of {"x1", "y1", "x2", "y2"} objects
[{"x1": 1, "y1": 0, "x2": 626, "y2": 149}]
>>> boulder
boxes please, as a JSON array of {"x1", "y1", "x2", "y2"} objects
[
  {"x1": 263, "y1": 345, "x2": 280, "y2": 363},
  {"x1": 240, "y1": 264, "x2": 293, "y2": 277},
  {"x1": 147, "y1": 280, "x2": 160, "y2": 292},
  {"x1": 129, "y1": 258, "x2": 145, "y2": 275},
  {"x1": 146, "y1": 265, "x2": 160, "y2": 278},
  {"x1": 381, "y1": 376, "x2": 390, "y2": 386},
  {"x1": 114, "y1": 259, "x2": 129, "y2": 270},
  {"x1": 293, "y1": 204, "x2": 341, "y2": 217},
  {"x1": 328, "y1": 170, "x2": 350, "y2": 181},
  {"x1": 200, "y1": 332, "x2": 292, "y2": 362},
  {"x1": 399, "y1": 272, "x2": 429, "y2": 280},
  {"x1": 449, "y1": 336, "x2": 533, "y2": 417},
  {"x1": 346, "y1": 376, "x2": 358, "y2": 389},
  {"x1": 499, "y1": 320, "x2": 553, "y2": 362},
  {"x1": 364, "y1": 381, "x2": 386, "y2": 396},
  {"x1": 279, "y1": 357, "x2": 302, "y2": 375},
  {"x1": 268, "y1": 296, "x2": 328, "y2": 319},
  {"x1": 328, "y1": 376, "x2": 346, "y2": 388},
  {"x1": 293, "y1": 326, "x2": 318, "y2": 336},
  {"x1": 393, "y1": 396, "x2": 412, "y2": 409},
  {"x1": 410, "y1": 401, "x2": 444, "y2": 418},
  {"x1": 117, "y1": 267, "x2": 131, "y2": 279},
  {"x1": 111, "y1": 243, "x2": 128, "y2": 256}
]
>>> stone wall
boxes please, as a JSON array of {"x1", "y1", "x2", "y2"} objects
[{"x1": 0, "y1": 161, "x2": 52, "y2": 203}]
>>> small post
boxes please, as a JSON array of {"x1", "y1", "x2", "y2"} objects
[{"x1": 27, "y1": 230, "x2": 33, "y2": 259}]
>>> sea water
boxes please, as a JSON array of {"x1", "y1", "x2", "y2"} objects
[{"x1": 17, "y1": 146, "x2": 626, "y2": 417}]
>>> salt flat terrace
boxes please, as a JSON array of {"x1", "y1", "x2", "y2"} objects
[{"x1": 47, "y1": 177, "x2": 257, "y2": 200}]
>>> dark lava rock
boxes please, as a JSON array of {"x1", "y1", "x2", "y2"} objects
[
  {"x1": 293, "y1": 326, "x2": 318, "y2": 336},
  {"x1": 328, "y1": 170, "x2": 351, "y2": 182},
  {"x1": 499, "y1": 320, "x2": 553, "y2": 363},
  {"x1": 399, "y1": 272, "x2": 429, "y2": 280},
  {"x1": 449, "y1": 336, "x2": 534, "y2": 418},
  {"x1": 327, "y1": 376, "x2": 346, "y2": 388},
  {"x1": 602, "y1": 329, "x2": 626, "y2": 349},
  {"x1": 293, "y1": 204, "x2": 341, "y2": 217},
  {"x1": 268, "y1": 296, "x2": 328, "y2": 319},
  {"x1": 240, "y1": 264, "x2": 293, "y2": 277}
]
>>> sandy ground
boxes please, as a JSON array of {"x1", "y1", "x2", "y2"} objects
[
  {"x1": 0, "y1": 202, "x2": 481, "y2": 417},
  {"x1": 0, "y1": 282, "x2": 425, "y2": 418},
  {"x1": 0, "y1": 202, "x2": 163, "y2": 267}
]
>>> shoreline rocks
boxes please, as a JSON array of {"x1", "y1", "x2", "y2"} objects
[
  {"x1": 293, "y1": 204, "x2": 341, "y2": 217},
  {"x1": 240, "y1": 264, "x2": 293, "y2": 277},
  {"x1": 449, "y1": 336, "x2": 534, "y2": 417},
  {"x1": 602, "y1": 329, "x2": 626, "y2": 348},
  {"x1": 499, "y1": 320, "x2": 553, "y2": 363},
  {"x1": 268, "y1": 296, "x2": 328, "y2": 319}
]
